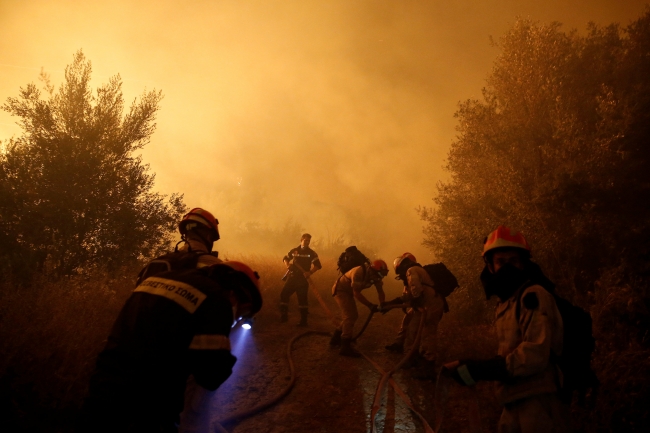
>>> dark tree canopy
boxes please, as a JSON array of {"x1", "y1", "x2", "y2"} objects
[
  {"x1": 0, "y1": 51, "x2": 185, "y2": 278},
  {"x1": 422, "y1": 13, "x2": 650, "y2": 297},
  {"x1": 421, "y1": 11, "x2": 650, "y2": 430}
]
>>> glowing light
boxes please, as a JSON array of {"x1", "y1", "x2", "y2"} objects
[{"x1": 242, "y1": 323, "x2": 252, "y2": 330}]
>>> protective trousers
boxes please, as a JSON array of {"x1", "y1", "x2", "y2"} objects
[
  {"x1": 279, "y1": 276, "x2": 309, "y2": 316},
  {"x1": 334, "y1": 286, "x2": 358, "y2": 339},
  {"x1": 498, "y1": 393, "x2": 571, "y2": 433},
  {"x1": 404, "y1": 287, "x2": 444, "y2": 362},
  {"x1": 392, "y1": 308, "x2": 414, "y2": 346}
]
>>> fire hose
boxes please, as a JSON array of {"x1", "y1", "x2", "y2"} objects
[
  {"x1": 214, "y1": 292, "x2": 481, "y2": 432},
  {"x1": 363, "y1": 309, "x2": 435, "y2": 433},
  {"x1": 214, "y1": 329, "x2": 331, "y2": 432}
]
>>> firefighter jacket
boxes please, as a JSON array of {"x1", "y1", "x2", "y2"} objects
[
  {"x1": 180, "y1": 238, "x2": 223, "y2": 267},
  {"x1": 332, "y1": 265, "x2": 383, "y2": 296},
  {"x1": 405, "y1": 265, "x2": 433, "y2": 299},
  {"x1": 283, "y1": 246, "x2": 321, "y2": 279},
  {"x1": 494, "y1": 284, "x2": 564, "y2": 405},
  {"x1": 80, "y1": 268, "x2": 236, "y2": 430}
]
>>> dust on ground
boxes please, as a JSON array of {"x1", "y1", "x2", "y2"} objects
[{"x1": 180, "y1": 281, "x2": 501, "y2": 433}]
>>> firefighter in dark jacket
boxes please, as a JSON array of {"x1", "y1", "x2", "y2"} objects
[
  {"x1": 135, "y1": 207, "x2": 223, "y2": 287},
  {"x1": 444, "y1": 226, "x2": 569, "y2": 433},
  {"x1": 77, "y1": 261, "x2": 262, "y2": 433},
  {"x1": 279, "y1": 233, "x2": 322, "y2": 326},
  {"x1": 176, "y1": 207, "x2": 222, "y2": 266}
]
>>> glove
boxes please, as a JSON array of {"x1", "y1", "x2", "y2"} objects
[
  {"x1": 443, "y1": 357, "x2": 508, "y2": 386},
  {"x1": 368, "y1": 304, "x2": 379, "y2": 313}
]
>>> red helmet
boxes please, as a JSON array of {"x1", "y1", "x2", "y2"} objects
[
  {"x1": 370, "y1": 259, "x2": 389, "y2": 276},
  {"x1": 223, "y1": 261, "x2": 263, "y2": 316},
  {"x1": 482, "y1": 226, "x2": 531, "y2": 257},
  {"x1": 402, "y1": 252, "x2": 416, "y2": 263},
  {"x1": 223, "y1": 261, "x2": 260, "y2": 291},
  {"x1": 392, "y1": 252, "x2": 416, "y2": 273},
  {"x1": 179, "y1": 208, "x2": 220, "y2": 240}
]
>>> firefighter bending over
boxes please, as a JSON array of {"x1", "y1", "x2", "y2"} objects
[
  {"x1": 279, "y1": 233, "x2": 322, "y2": 326},
  {"x1": 384, "y1": 252, "x2": 418, "y2": 354},
  {"x1": 444, "y1": 226, "x2": 569, "y2": 433},
  {"x1": 393, "y1": 253, "x2": 445, "y2": 380},
  {"x1": 329, "y1": 260, "x2": 389, "y2": 357},
  {"x1": 77, "y1": 262, "x2": 263, "y2": 433}
]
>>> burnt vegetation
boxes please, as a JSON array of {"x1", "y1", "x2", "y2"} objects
[{"x1": 1, "y1": 10, "x2": 650, "y2": 433}]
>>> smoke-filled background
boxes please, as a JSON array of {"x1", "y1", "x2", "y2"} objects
[{"x1": 1, "y1": 0, "x2": 647, "y2": 261}]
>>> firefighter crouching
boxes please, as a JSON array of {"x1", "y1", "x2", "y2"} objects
[
  {"x1": 76, "y1": 262, "x2": 263, "y2": 433},
  {"x1": 279, "y1": 233, "x2": 322, "y2": 326},
  {"x1": 329, "y1": 260, "x2": 389, "y2": 357},
  {"x1": 393, "y1": 254, "x2": 445, "y2": 380},
  {"x1": 444, "y1": 226, "x2": 569, "y2": 433}
]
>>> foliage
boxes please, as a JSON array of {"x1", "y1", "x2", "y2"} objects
[
  {"x1": 421, "y1": 12, "x2": 650, "y2": 431},
  {"x1": 0, "y1": 51, "x2": 185, "y2": 279},
  {"x1": 0, "y1": 268, "x2": 136, "y2": 432}
]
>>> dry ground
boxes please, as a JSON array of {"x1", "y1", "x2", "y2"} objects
[{"x1": 179, "y1": 274, "x2": 502, "y2": 433}]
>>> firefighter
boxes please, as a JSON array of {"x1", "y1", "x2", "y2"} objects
[
  {"x1": 444, "y1": 226, "x2": 569, "y2": 433},
  {"x1": 279, "y1": 233, "x2": 322, "y2": 326},
  {"x1": 329, "y1": 260, "x2": 389, "y2": 357},
  {"x1": 393, "y1": 254, "x2": 445, "y2": 380},
  {"x1": 135, "y1": 208, "x2": 223, "y2": 286},
  {"x1": 384, "y1": 252, "x2": 417, "y2": 354},
  {"x1": 177, "y1": 207, "x2": 222, "y2": 266},
  {"x1": 77, "y1": 261, "x2": 263, "y2": 433}
]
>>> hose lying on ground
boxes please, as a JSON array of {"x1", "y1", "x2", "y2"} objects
[
  {"x1": 214, "y1": 330, "x2": 331, "y2": 432},
  {"x1": 364, "y1": 310, "x2": 436, "y2": 433},
  {"x1": 214, "y1": 300, "x2": 462, "y2": 432}
]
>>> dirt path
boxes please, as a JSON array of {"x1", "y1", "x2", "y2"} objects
[{"x1": 179, "y1": 284, "x2": 501, "y2": 433}]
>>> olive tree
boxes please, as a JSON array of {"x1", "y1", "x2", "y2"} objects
[{"x1": 1, "y1": 51, "x2": 185, "y2": 278}]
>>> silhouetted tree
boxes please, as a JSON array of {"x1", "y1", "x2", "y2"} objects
[
  {"x1": 420, "y1": 12, "x2": 650, "y2": 431},
  {"x1": 0, "y1": 51, "x2": 185, "y2": 279}
]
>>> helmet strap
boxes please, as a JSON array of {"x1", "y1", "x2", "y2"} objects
[{"x1": 175, "y1": 239, "x2": 187, "y2": 252}]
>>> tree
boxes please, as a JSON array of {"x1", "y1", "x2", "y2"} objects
[
  {"x1": 422, "y1": 13, "x2": 650, "y2": 297},
  {"x1": 0, "y1": 51, "x2": 185, "y2": 279},
  {"x1": 420, "y1": 12, "x2": 650, "y2": 431}
]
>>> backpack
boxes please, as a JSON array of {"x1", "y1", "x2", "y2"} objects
[
  {"x1": 422, "y1": 263, "x2": 459, "y2": 297},
  {"x1": 517, "y1": 289, "x2": 598, "y2": 404},
  {"x1": 552, "y1": 295, "x2": 599, "y2": 403},
  {"x1": 337, "y1": 246, "x2": 370, "y2": 274},
  {"x1": 135, "y1": 248, "x2": 208, "y2": 287}
]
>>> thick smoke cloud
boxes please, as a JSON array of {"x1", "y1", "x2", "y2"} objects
[{"x1": 1, "y1": 0, "x2": 647, "y2": 261}]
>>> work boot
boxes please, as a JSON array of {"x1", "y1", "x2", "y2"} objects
[
  {"x1": 385, "y1": 342, "x2": 404, "y2": 353},
  {"x1": 297, "y1": 309, "x2": 308, "y2": 327},
  {"x1": 329, "y1": 329, "x2": 342, "y2": 346},
  {"x1": 280, "y1": 304, "x2": 288, "y2": 323},
  {"x1": 339, "y1": 338, "x2": 361, "y2": 358},
  {"x1": 412, "y1": 359, "x2": 438, "y2": 380}
]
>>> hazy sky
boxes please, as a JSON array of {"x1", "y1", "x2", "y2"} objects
[{"x1": 1, "y1": 0, "x2": 647, "y2": 261}]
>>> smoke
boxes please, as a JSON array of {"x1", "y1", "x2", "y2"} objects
[{"x1": 1, "y1": 0, "x2": 648, "y2": 262}]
